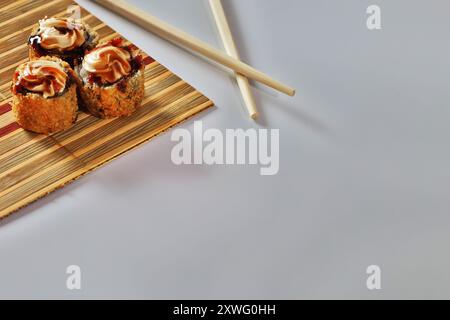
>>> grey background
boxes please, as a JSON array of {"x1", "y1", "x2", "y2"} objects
[{"x1": 0, "y1": 0, "x2": 449, "y2": 299}]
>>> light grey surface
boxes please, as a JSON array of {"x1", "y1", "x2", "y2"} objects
[{"x1": 1, "y1": 0, "x2": 450, "y2": 299}]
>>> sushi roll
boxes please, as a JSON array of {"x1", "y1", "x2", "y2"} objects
[
  {"x1": 11, "y1": 56, "x2": 79, "y2": 134},
  {"x1": 28, "y1": 17, "x2": 99, "y2": 67},
  {"x1": 76, "y1": 38, "x2": 145, "y2": 118}
]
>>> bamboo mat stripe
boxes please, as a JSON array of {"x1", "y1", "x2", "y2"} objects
[
  {"x1": 0, "y1": 0, "x2": 17, "y2": 8},
  {"x1": 0, "y1": 0, "x2": 53, "y2": 24},
  {"x1": 0, "y1": 123, "x2": 20, "y2": 138},
  {"x1": 0, "y1": 0, "x2": 70, "y2": 38},
  {"x1": 0, "y1": 103, "x2": 11, "y2": 116},
  {"x1": 0, "y1": 0, "x2": 214, "y2": 218}
]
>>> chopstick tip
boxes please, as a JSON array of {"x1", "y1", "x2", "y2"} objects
[
  {"x1": 250, "y1": 112, "x2": 259, "y2": 120},
  {"x1": 289, "y1": 88, "x2": 296, "y2": 97}
]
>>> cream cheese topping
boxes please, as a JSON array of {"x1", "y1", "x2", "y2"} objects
[
  {"x1": 82, "y1": 45, "x2": 132, "y2": 84},
  {"x1": 18, "y1": 60, "x2": 67, "y2": 98},
  {"x1": 37, "y1": 17, "x2": 86, "y2": 52}
]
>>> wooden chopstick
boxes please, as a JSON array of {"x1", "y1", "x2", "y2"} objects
[
  {"x1": 209, "y1": 0, "x2": 258, "y2": 119},
  {"x1": 92, "y1": 0, "x2": 296, "y2": 97}
]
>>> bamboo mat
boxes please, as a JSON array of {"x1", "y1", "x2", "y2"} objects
[{"x1": 0, "y1": 0, "x2": 214, "y2": 218}]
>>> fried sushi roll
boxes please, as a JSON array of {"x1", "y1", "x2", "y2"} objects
[
  {"x1": 76, "y1": 38, "x2": 145, "y2": 118},
  {"x1": 11, "y1": 57, "x2": 78, "y2": 134},
  {"x1": 28, "y1": 17, "x2": 99, "y2": 67}
]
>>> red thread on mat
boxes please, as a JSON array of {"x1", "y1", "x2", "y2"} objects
[
  {"x1": 143, "y1": 56, "x2": 155, "y2": 65},
  {"x1": 0, "y1": 122, "x2": 20, "y2": 138},
  {"x1": 0, "y1": 103, "x2": 12, "y2": 116}
]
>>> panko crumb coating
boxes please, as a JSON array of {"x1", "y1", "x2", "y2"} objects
[
  {"x1": 11, "y1": 56, "x2": 79, "y2": 134},
  {"x1": 76, "y1": 38, "x2": 145, "y2": 119}
]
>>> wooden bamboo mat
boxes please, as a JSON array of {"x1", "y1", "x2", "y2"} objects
[{"x1": 0, "y1": 0, "x2": 214, "y2": 218}]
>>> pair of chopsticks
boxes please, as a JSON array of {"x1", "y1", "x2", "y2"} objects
[{"x1": 93, "y1": 0, "x2": 296, "y2": 119}]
